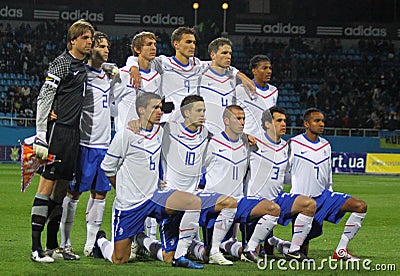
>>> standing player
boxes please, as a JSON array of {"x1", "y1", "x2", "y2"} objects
[
  {"x1": 112, "y1": 31, "x2": 161, "y2": 132},
  {"x1": 127, "y1": 27, "x2": 255, "y2": 122},
  {"x1": 30, "y1": 19, "x2": 94, "y2": 263},
  {"x1": 289, "y1": 107, "x2": 367, "y2": 260},
  {"x1": 198, "y1": 37, "x2": 238, "y2": 135},
  {"x1": 59, "y1": 31, "x2": 115, "y2": 258},
  {"x1": 96, "y1": 92, "x2": 203, "y2": 269},
  {"x1": 160, "y1": 95, "x2": 238, "y2": 266},
  {"x1": 204, "y1": 105, "x2": 280, "y2": 263},
  {"x1": 246, "y1": 106, "x2": 316, "y2": 260},
  {"x1": 235, "y1": 55, "x2": 278, "y2": 138},
  {"x1": 111, "y1": 32, "x2": 161, "y2": 241}
]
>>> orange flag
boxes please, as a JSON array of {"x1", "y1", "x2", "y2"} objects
[{"x1": 20, "y1": 136, "x2": 56, "y2": 192}]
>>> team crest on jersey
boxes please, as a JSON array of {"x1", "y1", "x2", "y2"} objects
[
  {"x1": 323, "y1": 149, "x2": 327, "y2": 156},
  {"x1": 283, "y1": 151, "x2": 287, "y2": 158}
]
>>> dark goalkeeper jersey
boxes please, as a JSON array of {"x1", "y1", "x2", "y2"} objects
[{"x1": 36, "y1": 51, "x2": 87, "y2": 131}]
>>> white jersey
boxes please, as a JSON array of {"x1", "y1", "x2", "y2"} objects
[
  {"x1": 204, "y1": 132, "x2": 249, "y2": 201},
  {"x1": 235, "y1": 82, "x2": 278, "y2": 137},
  {"x1": 198, "y1": 67, "x2": 237, "y2": 135},
  {"x1": 246, "y1": 133, "x2": 289, "y2": 200},
  {"x1": 289, "y1": 133, "x2": 332, "y2": 197},
  {"x1": 101, "y1": 125, "x2": 163, "y2": 210},
  {"x1": 127, "y1": 55, "x2": 242, "y2": 123},
  {"x1": 80, "y1": 65, "x2": 112, "y2": 149},
  {"x1": 162, "y1": 120, "x2": 209, "y2": 193},
  {"x1": 112, "y1": 64, "x2": 162, "y2": 132}
]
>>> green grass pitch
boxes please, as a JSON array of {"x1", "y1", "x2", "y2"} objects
[{"x1": 0, "y1": 164, "x2": 398, "y2": 275}]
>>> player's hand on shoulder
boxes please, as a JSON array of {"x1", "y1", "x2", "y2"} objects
[
  {"x1": 127, "y1": 119, "x2": 141, "y2": 134},
  {"x1": 102, "y1": 62, "x2": 119, "y2": 78},
  {"x1": 33, "y1": 131, "x2": 49, "y2": 161},
  {"x1": 238, "y1": 72, "x2": 256, "y2": 96},
  {"x1": 247, "y1": 134, "x2": 257, "y2": 146},
  {"x1": 159, "y1": 180, "x2": 168, "y2": 190},
  {"x1": 129, "y1": 66, "x2": 141, "y2": 89}
]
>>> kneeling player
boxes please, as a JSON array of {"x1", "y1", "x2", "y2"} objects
[
  {"x1": 204, "y1": 105, "x2": 280, "y2": 263},
  {"x1": 95, "y1": 93, "x2": 203, "y2": 269},
  {"x1": 245, "y1": 106, "x2": 316, "y2": 260},
  {"x1": 289, "y1": 108, "x2": 367, "y2": 261}
]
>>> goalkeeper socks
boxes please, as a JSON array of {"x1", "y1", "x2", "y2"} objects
[
  {"x1": 46, "y1": 198, "x2": 63, "y2": 250},
  {"x1": 60, "y1": 197, "x2": 78, "y2": 248},
  {"x1": 86, "y1": 198, "x2": 106, "y2": 249},
  {"x1": 336, "y1": 212, "x2": 366, "y2": 250},
  {"x1": 31, "y1": 193, "x2": 49, "y2": 251},
  {"x1": 289, "y1": 213, "x2": 313, "y2": 253},
  {"x1": 247, "y1": 214, "x2": 278, "y2": 251}
]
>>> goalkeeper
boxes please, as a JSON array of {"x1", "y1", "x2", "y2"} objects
[{"x1": 30, "y1": 19, "x2": 94, "y2": 263}]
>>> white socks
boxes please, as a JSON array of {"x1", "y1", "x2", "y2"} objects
[
  {"x1": 246, "y1": 214, "x2": 278, "y2": 251},
  {"x1": 336, "y1": 212, "x2": 366, "y2": 251},
  {"x1": 141, "y1": 235, "x2": 163, "y2": 261},
  {"x1": 174, "y1": 210, "x2": 200, "y2": 259},
  {"x1": 210, "y1": 208, "x2": 236, "y2": 256},
  {"x1": 145, "y1": 217, "x2": 158, "y2": 240},
  {"x1": 289, "y1": 213, "x2": 313, "y2": 252},
  {"x1": 97, "y1": 237, "x2": 113, "y2": 262},
  {"x1": 220, "y1": 240, "x2": 242, "y2": 258},
  {"x1": 85, "y1": 198, "x2": 106, "y2": 249},
  {"x1": 60, "y1": 197, "x2": 78, "y2": 248},
  {"x1": 188, "y1": 239, "x2": 206, "y2": 261}
]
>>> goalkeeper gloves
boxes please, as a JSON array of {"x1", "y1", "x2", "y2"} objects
[
  {"x1": 33, "y1": 131, "x2": 48, "y2": 160},
  {"x1": 102, "y1": 62, "x2": 119, "y2": 78}
]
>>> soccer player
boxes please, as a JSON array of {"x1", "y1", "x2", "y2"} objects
[
  {"x1": 30, "y1": 19, "x2": 94, "y2": 263},
  {"x1": 289, "y1": 107, "x2": 367, "y2": 261},
  {"x1": 204, "y1": 105, "x2": 280, "y2": 263},
  {"x1": 111, "y1": 31, "x2": 161, "y2": 240},
  {"x1": 235, "y1": 55, "x2": 278, "y2": 138},
  {"x1": 198, "y1": 37, "x2": 239, "y2": 135},
  {"x1": 246, "y1": 106, "x2": 316, "y2": 260},
  {"x1": 59, "y1": 31, "x2": 115, "y2": 258},
  {"x1": 127, "y1": 27, "x2": 255, "y2": 122},
  {"x1": 160, "y1": 95, "x2": 238, "y2": 265},
  {"x1": 112, "y1": 31, "x2": 161, "y2": 132},
  {"x1": 96, "y1": 92, "x2": 203, "y2": 269}
]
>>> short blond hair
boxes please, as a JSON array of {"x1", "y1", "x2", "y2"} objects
[
  {"x1": 67, "y1": 19, "x2": 94, "y2": 50},
  {"x1": 131, "y1": 31, "x2": 157, "y2": 56}
]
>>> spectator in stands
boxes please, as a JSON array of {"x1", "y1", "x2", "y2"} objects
[{"x1": 21, "y1": 85, "x2": 31, "y2": 97}]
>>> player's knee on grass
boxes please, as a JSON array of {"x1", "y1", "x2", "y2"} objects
[
  {"x1": 112, "y1": 239, "x2": 132, "y2": 264},
  {"x1": 162, "y1": 251, "x2": 174, "y2": 263},
  {"x1": 112, "y1": 254, "x2": 130, "y2": 264}
]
